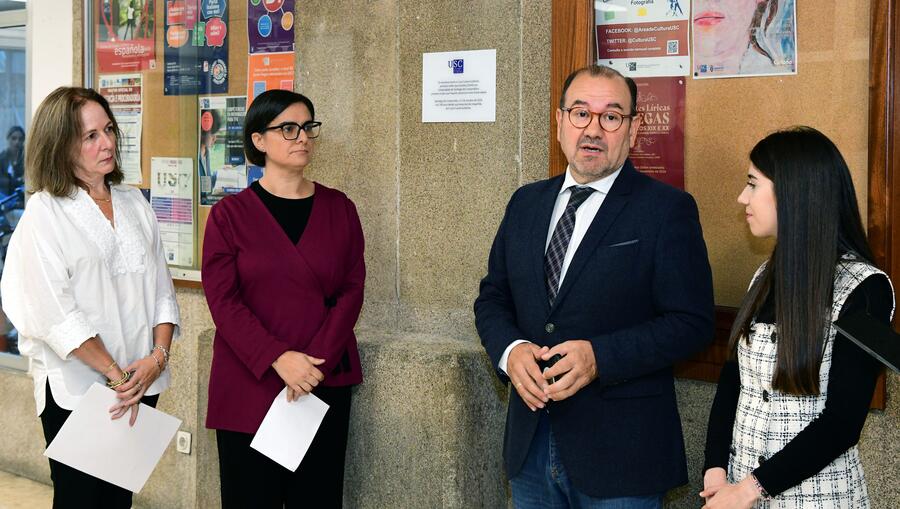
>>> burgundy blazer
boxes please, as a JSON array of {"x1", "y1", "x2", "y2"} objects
[{"x1": 202, "y1": 183, "x2": 365, "y2": 433}]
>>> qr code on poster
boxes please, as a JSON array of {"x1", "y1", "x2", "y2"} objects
[
  {"x1": 667, "y1": 40, "x2": 679, "y2": 55},
  {"x1": 627, "y1": 62, "x2": 637, "y2": 71}
]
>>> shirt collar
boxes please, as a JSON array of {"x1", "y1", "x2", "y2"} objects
[{"x1": 559, "y1": 164, "x2": 623, "y2": 196}]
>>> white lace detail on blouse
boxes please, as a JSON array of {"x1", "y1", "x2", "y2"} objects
[{"x1": 60, "y1": 187, "x2": 146, "y2": 275}]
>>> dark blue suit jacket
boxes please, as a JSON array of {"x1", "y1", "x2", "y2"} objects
[{"x1": 474, "y1": 160, "x2": 714, "y2": 497}]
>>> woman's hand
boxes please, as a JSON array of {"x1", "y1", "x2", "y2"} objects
[
  {"x1": 700, "y1": 467, "x2": 728, "y2": 502},
  {"x1": 700, "y1": 476, "x2": 760, "y2": 509},
  {"x1": 109, "y1": 355, "x2": 161, "y2": 426},
  {"x1": 272, "y1": 351, "x2": 325, "y2": 401}
]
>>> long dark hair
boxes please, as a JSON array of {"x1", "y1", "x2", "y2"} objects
[{"x1": 728, "y1": 126, "x2": 873, "y2": 395}]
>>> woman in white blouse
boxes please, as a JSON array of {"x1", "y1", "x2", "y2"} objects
[{"x1": 0, "y1": 87, "x2": 180, "y2": 508}]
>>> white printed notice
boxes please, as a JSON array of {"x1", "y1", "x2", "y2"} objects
[
  {"x1": 150, "y1": 157, "x2": 195, "y2": 267},
  {"x1": 422, "y1": 49, "x2": 496, "y2": 123},
  {"x1": 98, "y1": 74, "x2": 144, "y2": 184}
]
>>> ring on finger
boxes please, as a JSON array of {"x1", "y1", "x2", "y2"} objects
[
  {"x1": 135, "y1": 381, "x2": 142, "y2": 390},
  {"x1": 515, "y1": 382, "x2": 523, "y2": 388}
]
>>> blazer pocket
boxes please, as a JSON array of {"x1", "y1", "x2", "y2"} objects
[{"x1": 607, "y1": 239, "x2": 639, "y2": 248}]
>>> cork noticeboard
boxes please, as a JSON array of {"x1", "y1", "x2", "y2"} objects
[{"x1": 91, "y1": 1, "x2": 252, "y2": 288}]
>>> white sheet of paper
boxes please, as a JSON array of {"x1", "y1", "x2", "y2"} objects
[
  {"x1": 44, "y1": 383, "x2": 182, "y2": 493},
  {"x1": 250, "y1": 388, "x2": 329, "y2": 472}
]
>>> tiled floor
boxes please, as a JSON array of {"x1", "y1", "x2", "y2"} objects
[{"x1": 0, "y1": 469, "x2": 51, "y2": 509}]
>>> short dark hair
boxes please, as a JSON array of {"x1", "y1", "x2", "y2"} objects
[
  {"x1": 27, "y1": 87, "x2": 123, "y2": 197},
  {"x1": 243, "y1": 90, "x2": 316, "y2": 167},
  {"x1": 6, "y1": 125, "x2": 24, "y2": 139},
  {"x1": 728, "y1": 126, "x2": 873, "y2": 396},
  {"x1": 559, "y1": 65, "x2": 637, "y2": 115}
]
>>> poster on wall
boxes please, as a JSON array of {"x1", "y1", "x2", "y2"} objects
[
  {"x1": 247, "y1": 52, "x2": 294, "y2": 107},
  {"x1": 96, "y1": 0, "x2": 156, "y2": 73},
  {"x1": 150, "y1": 157, "x2": 195, "y2": 266},
  {"x1": 98, "y1": 73, "x2": 144, "y2": 185},
  {"x1": 692, "y1": 0, "x2": 797, "y2": 78},
  {"x1": 198, "y1": 96, "x2": 248, "y2": 206},
  {"x1": 630, "y1": 77, "x2": 685, "y2": 189},
  {"x1": 248, "y1": 0, "x2": 295, "y2": 54},
  {"x1": 595, "y1": 0, "x2": 690, "y2": 77},
  {"x1": 163, "y1": 0, "x2": 229, "y2": 95}
]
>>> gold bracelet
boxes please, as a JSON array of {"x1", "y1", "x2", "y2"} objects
[
  {"x1": 104, "y1": 361, "x2": 118, "y2": 374},
  {"x1": 152, "y1": 345, "x2": 169, "y2": 367},
  {"x1": 106, "y1": 370, "x2": 132, "y2": 389}
]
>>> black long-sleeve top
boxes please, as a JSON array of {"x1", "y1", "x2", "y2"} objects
[
  {"x1": 703, "y1": 274, "x2": 892, "y2": 496},
  {"x1": 250, "y1": 180, "x2": 314, "y2": 244}
]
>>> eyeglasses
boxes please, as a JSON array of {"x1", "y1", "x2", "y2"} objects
[
  {"x1": 262, "y1": 121, "x2": 322, "y2": 140},
  {"x1": 560, "y1": 107, "x2": 636, "y2": 132}
]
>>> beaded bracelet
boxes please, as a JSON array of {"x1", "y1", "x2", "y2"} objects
[{"x1": 152, "y1": 345, "x2": 169, "y2": 368}]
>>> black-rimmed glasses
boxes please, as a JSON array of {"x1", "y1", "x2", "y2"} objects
[
  {"x1": 560, "y1": 107, "x2": 637, "y2": 132},
  {"x1": 263, "y1": 121, "x2": 322, "y2": 140}
]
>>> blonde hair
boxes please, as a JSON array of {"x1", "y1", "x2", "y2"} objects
[{"x1": 26, "y1": 87, "x2": 123, "y2": 197}]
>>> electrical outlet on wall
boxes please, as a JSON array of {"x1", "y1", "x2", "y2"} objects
[{"x1": 176, "y1": 430, "x2": 192, "y2": 454}]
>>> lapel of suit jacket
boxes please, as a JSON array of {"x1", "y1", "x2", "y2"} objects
[
  {"x1": 529, "y1": 176, "x2": 565, "y2": 314},
  {"x1": 550, "y1": 160, "x2": 637, "y2": 311}
]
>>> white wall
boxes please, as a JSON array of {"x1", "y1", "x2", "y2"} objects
[{"x1": 27, "y1": 0, "x2": 74, "y2": 118}]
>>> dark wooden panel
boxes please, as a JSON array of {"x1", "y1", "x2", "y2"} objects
[{"x1": 550, "y1": 0, "x2": 594, "y2": 178}]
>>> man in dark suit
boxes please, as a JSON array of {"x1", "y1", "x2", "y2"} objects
[{"x1": 474, "y1": 65, "x2": 714, "y2": 507}]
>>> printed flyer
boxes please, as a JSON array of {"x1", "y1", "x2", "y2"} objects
[
  {"x1": 248, "y1": 0, "x2": 295, "y2": 54},
  {"x1": 198, "y1": 96, "x2": 248, "y2": 206},
  {"x1": 630, "y1": 77, "x2": 685, "y2": 189},
  {"x1": 595, "y1": 0, "x2": 691, "y2": 77},
  {"x1": 247, "y1": 52, "x2": 294, "y2": 107},
  {"x1": 96, "y1": 0, "x2": 156, "y2": 73},
  {"x1": 98, "y1": 73, "x2": 144, "y2": 185},
  {"x1": 150, "y1": 157, "x2": 195, "y2": 267},
  {"x1": 164, "y1": 0, "x2": 229, "y2": 95}
]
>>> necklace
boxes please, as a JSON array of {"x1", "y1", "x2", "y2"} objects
[{"x1": 90, "y1": 195, "x2": 111, "y2": 203}]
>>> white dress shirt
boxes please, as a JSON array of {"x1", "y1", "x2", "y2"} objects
[
  {"x1": 1, "y1": 185, "x2": 181, "y2": 414},
  {"x1": 499, "y1": 165, "x2": 622, "y2": 374}
]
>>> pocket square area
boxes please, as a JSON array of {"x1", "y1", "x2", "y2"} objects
[{"x1": 608, "y1": 239, "x2": 639, "y2": 247}]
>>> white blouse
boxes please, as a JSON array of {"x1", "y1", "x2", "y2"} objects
[{"x1": 1, "y1": 185, "x2": 181, "y2": 414}]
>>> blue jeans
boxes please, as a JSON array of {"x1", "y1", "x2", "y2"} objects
[{"x1": 510, "y1": 413, "x2": 663, "y2": 509}]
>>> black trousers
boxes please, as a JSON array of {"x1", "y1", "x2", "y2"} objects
[
  {"x1": 216, "y1": 385, "x2": 352, "y2": 509},
  {"x1": 39, "y1": 381, "x2": 159, "y2": 509}
]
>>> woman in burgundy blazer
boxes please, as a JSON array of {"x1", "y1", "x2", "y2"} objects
[{"x1": 202, "y1": 90, "x2": 365, "y2": 508}]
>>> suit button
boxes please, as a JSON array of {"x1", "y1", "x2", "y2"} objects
[
  {"x1": 545, "y1": 323, "x2": 555, "y2": 333},
  {"x1": 762, "y1": 390, "x2": 770, "y2": 402},
  {"x1": 758, "y1": 455, "x2": 766, "y2": 465}
]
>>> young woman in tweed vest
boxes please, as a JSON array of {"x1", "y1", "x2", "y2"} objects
[{"x1": 700, "y1": 126, "x2": 894, "y2": 508}]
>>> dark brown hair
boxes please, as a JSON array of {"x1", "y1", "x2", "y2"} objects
[
  {"x1": 26, "y1": 87, "x2": 123, "y2": 197},
  {"x1": 728, "y1": 126, "x2": 873, "y2": 395},
  {"x1": 559, "y1": 64, "x2": 638, "y2": 115}
]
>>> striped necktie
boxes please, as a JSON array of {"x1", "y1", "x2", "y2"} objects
[{"x1": 544, "y1": 186, "x2": 595, "y2": 306}]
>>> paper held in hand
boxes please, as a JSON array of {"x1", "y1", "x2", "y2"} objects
[
  {"x1": 44, "y1": 383, "x2": 182, "y2": 493},
  {"x1": 250, "y1": 388, "x2": 329, "y2": 472}
]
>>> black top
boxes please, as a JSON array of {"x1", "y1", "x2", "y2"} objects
[
  {"x1": 704, "y1": 273, "x2": 892, "y2": 496},
  {"x1": 250, "y1": 180, "x2": 314, "y2": 245}
]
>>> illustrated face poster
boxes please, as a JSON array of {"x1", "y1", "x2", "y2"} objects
[
  {"x1": 164, "y1": 0, "x2": 229, "y2": 95},
  {"x1": 692, "y1": 0, "x2": 797, "y2": 78},
  {"x1": 198, "y1": 96, "x2": 247, "y2": 206},
  {"x1": 96, "y1": 0, "x2": 156, "y2": 73},
  {"x1": 630, "y1": 77, "x2": 685, "y2": 189},
  {"x1": 248, "y1": 0, "x2": 295, "y2": 54},
  {"x1": 595, "y1": 0, "x2": 691, "y2": 77}
]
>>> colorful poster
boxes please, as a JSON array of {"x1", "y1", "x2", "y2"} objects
[
  {"x1": 693, "y1": 0, "x2": 797, "y2": 78},
  {"x1": 96, "y1": 0, "x2": 156, "y2": 73},
  {"x1": 98, "y1": 74, "x2": 144, "y2": 185},
  {"x1": 151, "y1": 157, "x2": 194, "y2": 266},
  {"x1": 595, "y1": 0, "x2": 690, "y2": 77},
  {"x1": 248, "y1": 0, "x2": 295, "y2": 54},
  {"x1": 163, "y1": 0, "x2": 229, "y2": 95},
  {"x1": 630, "y1": 77, "x2": 684, "y2": 189},
  {"x1": 198, "y1": 96, "x2": 248, "y2": 206},
  {"x1": 247, "y1": 52, "x2": 294, "y2": 107}
]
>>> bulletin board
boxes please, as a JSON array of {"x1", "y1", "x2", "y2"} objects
[{"x1": 89, "y1": 1, "x2": 293, "y2": 287}]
